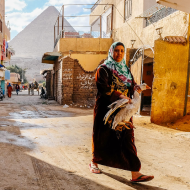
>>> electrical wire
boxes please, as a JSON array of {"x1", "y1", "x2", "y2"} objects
[{"x1": 113, "y1": 5, "x2": 145, "y2": 46}]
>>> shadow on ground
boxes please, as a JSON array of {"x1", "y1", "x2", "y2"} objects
[{"x1": 103, "y1": 172, "x2": 166, "y2": 190}]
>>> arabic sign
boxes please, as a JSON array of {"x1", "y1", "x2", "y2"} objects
[
  {"x1": 77, "y1": 73, "x2": 95, "y2": 89},
  {"x1": 63, "y1": 69, "x2": 73, "y2": 80}
]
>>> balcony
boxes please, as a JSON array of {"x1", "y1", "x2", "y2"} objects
[{"x1": 54, "y1": 4, "x2": 113, "y2": 48}]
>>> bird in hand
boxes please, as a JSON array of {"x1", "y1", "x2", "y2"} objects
[{"x1": 104, "y1": 83, "x2": 151, "y2": 130}]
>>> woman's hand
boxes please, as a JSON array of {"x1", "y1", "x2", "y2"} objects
[
  {"x1": 134, "y1": 85, "x2": 142, "y2": 93},
  {"x1": 119, "y1": 94, "x2": 132, "y2": 104}
]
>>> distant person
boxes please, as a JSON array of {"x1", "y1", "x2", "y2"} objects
[
  {"x1": 15, "y1": 84, "x2": 20, "y2": 95},
  {"x1": 7, "y1": 83, "x2": 13, "y2": 98},
  {"x1": 31, "y1": 83, "x2": 34, "y2": 95},
  {"x1": 40, "y1": 87, "x2": 45, "y2": 98}
]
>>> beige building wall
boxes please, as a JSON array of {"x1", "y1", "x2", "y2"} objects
[
  {"x1": 90, "y1": 0, "x2": 188, "y2": 49},
  {"x1": 151, "y1": 40, "x2": 189, "y2": 124},
  {"x1": 7, "y1": 73, "x2": 20, "y2": 84},
  {"x1": 54, "y1": 38, "x2": 113, "y2": 71}
]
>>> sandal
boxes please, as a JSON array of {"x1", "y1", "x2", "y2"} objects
[
  {"x1": 130, "y1": 175, "x2": 154, "y2": 183},
  {"x1": 89, "y1": 164, "x2": 101, "y2": 174}
]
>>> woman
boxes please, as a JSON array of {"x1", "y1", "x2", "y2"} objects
[
  {"x1": 7, "y1": 83, "x2": 13, "y2": 98},
  {"x1": 90, "y1": 42, "x2": 154, "y2": 183}
]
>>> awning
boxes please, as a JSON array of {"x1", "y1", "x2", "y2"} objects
[
  {"x1": 42, "y1": 52, "x2": 62, "y2": 64},
  {"x1": 156, "y1": 0, "x2": 190, "y2": 13}
]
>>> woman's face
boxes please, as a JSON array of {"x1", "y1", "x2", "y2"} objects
[{"x1": 113, "y1": 45, "x2": 125, "y2": 63}]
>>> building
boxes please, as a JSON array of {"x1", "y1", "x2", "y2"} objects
[
  {"x1": 41, "y1": 1, "x2": 189, "y2": 123},
  {"x1": 42, "y1": 5, "x2": 113, "y2": 106},
  {"x1": 42, "y1": 38, "x2": 112, "y2": 106},
  {"x1": 90, "y1": 0, "x2": 190, "y2": 124},
  {"x1": 0, "y1": 0, "x2": 12, "y2": 96},
  {"x1": 89, "y1": 0, "x2": 190, "y2": 124},
  {"x1": 7, "y1": 73, "x2": 21, "y2": 90}
]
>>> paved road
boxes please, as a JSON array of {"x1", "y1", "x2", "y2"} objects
[
  {"x1": 12, "y1": 89, "x2": 40, "y2": 96},
  {"x1": 0, "y1": 96, "x2": 189, "y2": 190}
]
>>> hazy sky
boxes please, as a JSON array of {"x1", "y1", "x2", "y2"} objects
[{"x1": 5, "y1": 0, "x2": 97, "y2": 40}]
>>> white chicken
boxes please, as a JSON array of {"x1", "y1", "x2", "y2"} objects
[{"x1": 104, "y1": 83, "x2": 151, "y2": 130}]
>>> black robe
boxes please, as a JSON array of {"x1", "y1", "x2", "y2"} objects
[{"x1": 92, "y1": 66, "x2": 141, "y2": 172}]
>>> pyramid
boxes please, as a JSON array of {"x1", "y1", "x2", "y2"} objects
[{"x1": 7, "y1": 6, "x2": 75, "y2": 82}]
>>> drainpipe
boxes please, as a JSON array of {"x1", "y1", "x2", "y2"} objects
[
  {"x1": 184, "y1": 14, "x2": 190, "y2": 116},
  {"x1": 138, "y1": 48, "x2": 144, "y2": 114}
]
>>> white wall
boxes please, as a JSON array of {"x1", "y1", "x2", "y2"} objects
[{"x1": 101, "y1": 7, "x2": 112, "y2": 38}]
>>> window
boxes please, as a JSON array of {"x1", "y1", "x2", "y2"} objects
[
  {"x1": 107, "y1": 13, "x2": 112, "y2": 34},
  {"x1": 125, "y1": 0, "x2": 132, "y2": 21}
]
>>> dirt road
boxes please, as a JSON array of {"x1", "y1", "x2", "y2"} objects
[{"x1": 0, "y1": 95, "x2": 190, "y2": 190}]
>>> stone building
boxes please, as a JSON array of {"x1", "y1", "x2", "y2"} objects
[
  {"x1": 89, "y1": 0, "x2": 190, "y2": 125},
  {"x1": 42, "y1": 38, "x2": 112, "y2": 106}
]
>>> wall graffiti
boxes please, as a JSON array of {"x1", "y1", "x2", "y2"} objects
[
  {"x1": 63, "y1": 69, "x2": 73, "y2": 80},
  {"x1": 77, "y1": 74, "x2": 95, "y2": 89}
]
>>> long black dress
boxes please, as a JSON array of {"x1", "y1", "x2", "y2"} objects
[{"x1": 92, "y1": 65, "x2": 141, "y2": 172}]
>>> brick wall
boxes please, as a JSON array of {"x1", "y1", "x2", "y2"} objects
[
  {"x1": 73, "y1": 59, "x2": 97, "y2": 106},
  {"x1": 54, "y1": 59, "x2": 62, "y2": 104},
  {"x1": 45, "y1": 71, "x2": 51, "y2": 97},
  {"x1": 62, "y1": 57, "x2": 74, "y2": 104},
  {"x1": 53, "y1": 56, "x2": 98, "y2": 106}
]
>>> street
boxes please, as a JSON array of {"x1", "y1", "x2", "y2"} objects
[{"x1": 0, "y1": 93, "x2": 190, "y2": 190}]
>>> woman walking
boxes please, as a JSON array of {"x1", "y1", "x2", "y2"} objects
[
  {"x1": 7, "y1": 83, "x2": 13, "y2": 98},
  {"x1": 90, "y1": 42, "x2": 154, "y2": 183}
]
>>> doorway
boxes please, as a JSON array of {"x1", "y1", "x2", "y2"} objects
[{"x1": 140, "y1": 61, "x2": 154, "y2": 116}]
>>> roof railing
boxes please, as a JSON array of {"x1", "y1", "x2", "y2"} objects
[{"x1": 91, "y1": 0, "x2": 102, "y2": 12}]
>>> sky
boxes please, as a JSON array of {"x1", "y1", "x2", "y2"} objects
[{"x1": 5, "y1": 0, "x2": 97, "y2": 40}]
